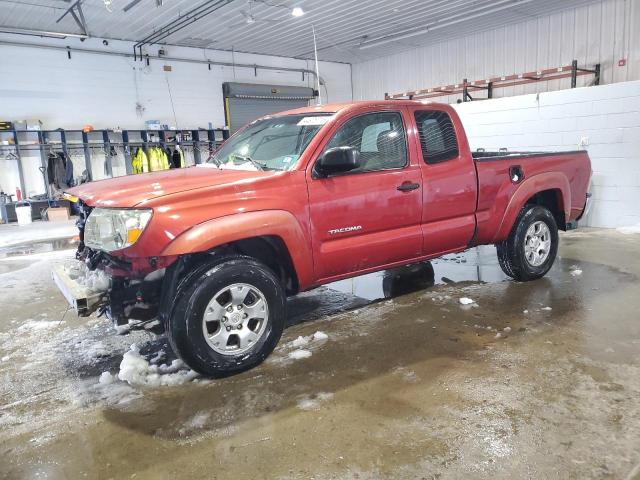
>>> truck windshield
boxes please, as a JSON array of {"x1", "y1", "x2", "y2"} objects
[{"x1": 208, "y1": 114, "x2": 333, "y2": 171}]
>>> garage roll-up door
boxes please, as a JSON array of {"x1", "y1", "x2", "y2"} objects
[{"x1": 223, "y1": 82, "x2": 316, "y2": 133}]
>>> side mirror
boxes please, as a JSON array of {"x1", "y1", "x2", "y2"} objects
[{"x1": 315, "y1": 147, "x2": 361, "y2": 177}]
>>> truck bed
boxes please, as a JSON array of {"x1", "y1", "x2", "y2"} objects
[{"x1": 471, "y1": 149, "x2": 591, "y2": 245}]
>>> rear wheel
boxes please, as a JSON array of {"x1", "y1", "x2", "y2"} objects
[
  {"x1": 496, "y1": 205, "x2": 558, "y2": 281},
  {"x1": 167, "y1": 255, "x2": 285, "y2": 377}
]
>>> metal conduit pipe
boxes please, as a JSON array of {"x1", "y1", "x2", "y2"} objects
[
  {"x1": 0, "y1": 39, "x2": 326, "y2": 86},
  {"x1": 133, "y1": 0, "x2": 233, "y2": 60}
]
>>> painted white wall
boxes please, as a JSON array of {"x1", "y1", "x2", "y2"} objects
[
  {"x1": 352, "y1": 0, "x2": 639, "y2": 102},
  {"x1": 0, "y1": 35, "x2": 352, "y2": 197},
  {"x1": 453, "y1": 80, "x2": 640, "y2": 228}
]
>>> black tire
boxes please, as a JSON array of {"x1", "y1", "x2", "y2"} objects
[
  {"x1": 167, "y1": 255, "x2": 285, "y2": 377},
  {"x1": 495, "y1": 205, "x2": 559, "y2": 282}
]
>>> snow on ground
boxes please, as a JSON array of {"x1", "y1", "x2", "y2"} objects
[
  {"x1": 0, "y1": 219, "x2": 77, "y2": 248},
  {"x1": 288, "y1": 331, "x2": 329, "y2": 349},
  {"x1": 617, "y1": 223, "x2": 640, "y2": 234},
  {"x1": 296, "y1": 392, "x2": 334, "y2": 410},
  {"x1": 459, "y1": 297, "x2": 475, "y2": 305},
  {"x1": 117, "y1": 344, "x2": 199, "y2": 387},
  {"x1": 16, "y1": 319, "x2": 64, "y2": 331},
  {"x1": 289, "y1": 349, "x2": 312, "y2": 360}
]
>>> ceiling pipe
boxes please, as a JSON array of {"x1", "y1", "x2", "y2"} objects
[
  {"x1": 133, "y1": 0, "x2": 232, "y2": 60},
  {"x1": 0, "y1": 39, "x2": 325, "y2": 85},
  {"x1": 359, "y1": 0, "x2": 535, "y2": 50}
]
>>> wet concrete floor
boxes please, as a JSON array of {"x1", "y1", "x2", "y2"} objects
[{"x1": 0, "y1": 229, "x2": 639, "y2": 479}]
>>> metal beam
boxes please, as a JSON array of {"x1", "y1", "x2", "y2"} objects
[{"x1": 56, "y1": 0, "x2": 88, "y2": 36}]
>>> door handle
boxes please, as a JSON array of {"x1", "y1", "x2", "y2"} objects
[{"x1": 397, "y1": 182, "x2": 420, "y2": 192}]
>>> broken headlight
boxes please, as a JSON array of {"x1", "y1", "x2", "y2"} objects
[{"x1": 84, "y1": 208, "x2": 152, "y2": 252}]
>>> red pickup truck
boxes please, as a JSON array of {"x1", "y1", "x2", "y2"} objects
[{"x1": 54, "y1": 100, "x2": 591, "y2": 376}]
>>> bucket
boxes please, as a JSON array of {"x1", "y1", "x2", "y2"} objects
[{"x1": 15, "y1": 202, "x2": 32, "y2": 226}]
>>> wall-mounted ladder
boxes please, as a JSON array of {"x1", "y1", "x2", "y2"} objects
[{"x1": 385, "y1": 60, "x2": 601, "y2": 102}]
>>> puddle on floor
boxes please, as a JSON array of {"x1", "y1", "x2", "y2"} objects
[
  {"x1": 326, "y1": 245, "x2": 507, "y2": 301},
  {"x1": 0, "y1": 237, "x2": 79, "y2": 259}
]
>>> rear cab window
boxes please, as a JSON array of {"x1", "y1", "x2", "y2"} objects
[{"x1": 414, "y1": 110, "x2": 459, "y2": 164}]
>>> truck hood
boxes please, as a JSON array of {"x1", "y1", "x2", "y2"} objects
[{"x1": 67, "y1": 166, "x2": 275, "y2": 208}]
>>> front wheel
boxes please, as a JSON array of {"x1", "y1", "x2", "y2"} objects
[
  {"x1": 496, "y1": 205, "x2": 559, "y2": 281},
  {"x1": 167, "y1": 255, "x2": 286, "y2": 377}
]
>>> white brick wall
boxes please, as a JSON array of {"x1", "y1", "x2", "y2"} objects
[{"x1": 453, "y1": 80, "x2": 640, "y2": 228}]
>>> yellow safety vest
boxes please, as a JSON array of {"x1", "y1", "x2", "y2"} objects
[{"x1": 132, "y1": 148, "x2": 148, "y2": 174}]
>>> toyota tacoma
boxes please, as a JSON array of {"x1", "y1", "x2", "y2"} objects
[{"x1": 53, "y1": 101, "x2": 592, "y2": 377}]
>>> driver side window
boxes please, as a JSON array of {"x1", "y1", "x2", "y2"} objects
[{"x1": 324, "y1": 112, "x2": 407, "y2": 174}]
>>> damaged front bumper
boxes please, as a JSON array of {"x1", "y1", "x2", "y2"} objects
[{"x1": 51, "y1": 261, "x2": 110, "y2": 316}]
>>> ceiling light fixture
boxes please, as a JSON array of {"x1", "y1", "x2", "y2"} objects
[
  {"x1": 0, "y1": 26, "x2": 88, "y2": 39},
  {"x1": 291, "y1": 7, "x2": 304, "y2": 17}
]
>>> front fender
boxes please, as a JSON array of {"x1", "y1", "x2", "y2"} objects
[
  {"x1": 492, "y1": 172, "x2": 570, "y2": 243},
  {"x1": 160, "y1": 210, "x2": 314, "y2": 288}
]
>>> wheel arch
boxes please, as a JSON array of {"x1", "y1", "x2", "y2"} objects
[
  {"x1": 160, "y1": 210, "x2": 313, "y2": 292},
  {"x1": 493, "y1": 172, "x2": 570, "y2": 243}
]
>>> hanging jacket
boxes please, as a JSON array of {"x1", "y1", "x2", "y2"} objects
[
  {"x1": 148, "y1": 146, "x2": 170, "y2": 171},
  {"x1": 47, "y1": 152, "x2": 68, "y2": 189},
  {"x1": 132, "y1": 147, "x2": 149, "y2": 174},
  {"x1": 65, "y1": 157, "x2": 74, "y2": 187},
  {"x1": 160, "y1": 147, "x2": 170, "y2": 170},
  {"x1": 171, "y1": 148, "x2": 185, "y2": 168},
  {"x1": 47, "y1": 153, "x2": 57, "y2": 184}
]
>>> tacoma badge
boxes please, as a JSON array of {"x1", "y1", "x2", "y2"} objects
[{"x1": 328, "y1": 225, "x2": 362, "y2": 235}]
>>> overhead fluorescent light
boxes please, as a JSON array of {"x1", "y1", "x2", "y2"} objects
[
  {"x1": 0, "y1": 26, "x2": 88, "y2": 39},
  {"x1": 291, "y1": 7, "x2": 304, "y2": 17}
]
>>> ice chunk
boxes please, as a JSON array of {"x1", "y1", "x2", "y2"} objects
[
  {"x1": 312, "y1": 331, "x2": 328, "y2": 341},
  {"x1": 541, "y1": 306, "x2": 552, "y2": 311},
  {"x1": 99, "y1": 372, "x2": 115, "y2": 385},
  {"x1": 114, "y1": 324, "x2": 131, "y2": 335},
  {"x1": 459, "y1": 297, "x2": 475, "y2": 305},
  {"x1": 288, "y1": 349, "x2": 312, "y2": 360},
  {"x1": 291, "y1": 336, "x2": 309, "y2": 348},
  {"x1": 570, "y1": 269, "x2": 583, "y2": 276}
]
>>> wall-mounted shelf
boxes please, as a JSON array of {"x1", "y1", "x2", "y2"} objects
[
  {"x1": 385, "y1": 60, "x2": 601, "y2": 102},
  {"x1": 0, "y1": 127, "x2": 229, "y2": 199}
]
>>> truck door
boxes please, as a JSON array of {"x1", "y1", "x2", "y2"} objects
[
  {"x1": 411, "y1": 108, "x2": 478, "y2": 255},
  {"x1": 307, "y1": 109, "x2": 423, "y2": 281}
]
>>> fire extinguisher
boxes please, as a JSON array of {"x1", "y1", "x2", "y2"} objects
[{"x1": 15, "y1": 187, "x2": 22, "y2": 202}]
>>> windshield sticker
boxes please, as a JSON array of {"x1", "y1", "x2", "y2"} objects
[{"x1": 297, "y1": 116, "x2": 331, "y2": 126}]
